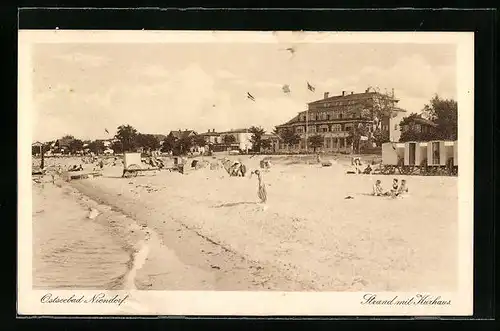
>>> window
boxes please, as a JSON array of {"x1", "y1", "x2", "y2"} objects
[
  {"x1": 326, "y1": 138, "x2": 331, "y2": 148},
  {"x1": 321, "y1": 126, "x2": 329, "y2": 132},
  {"x1": 331, "y1": 124, "x2": 341, "y2": 132}
]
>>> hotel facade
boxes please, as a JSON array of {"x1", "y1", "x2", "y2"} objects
[{"x1": 275, "y1": 88, "x2": 406, "y2": 153}]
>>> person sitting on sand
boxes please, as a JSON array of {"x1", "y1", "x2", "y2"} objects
[
  {"x1": 353, "y1": 158, "x2": 363, "y2": 174},
  {"x1": 389, "y1": 178, "x2": 399, "y2": 197},
  {"x1": 250, "y1": 170, "x2": 267, "y2": 204},
  {"x1": 363, "y1": 164, "x2": 372, "y2": 174},
  {"x1": 396, "y1": 179, "x2": 409, "y2": 196},
  {"x1": 372, "y1": 180, "x2": 384, "y2": 196}
]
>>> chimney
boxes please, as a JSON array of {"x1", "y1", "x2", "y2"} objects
[
  {"x1": 213, "y1": 128, "x2": 215, "y2": 132},
  {"x1": 342, "y1": 91, "x2": 345, "y2": 96},
  {"x1": 324, "y1": 92, "x2": 329, "y2": 99},
  {"x1": 351, "y1": 91, "x2": 354, "y2": 95}
]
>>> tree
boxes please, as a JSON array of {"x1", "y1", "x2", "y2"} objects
[
  {"x1": 223, "y1": 134, "x2": 236, "y2": 145},
  {"x1": 261, "y1": 139, "x2": 272, "y2": 151},
  {"x1": 161, "y1": 135, "x2": 177, "y2": 153},
  {"x1": 137, "y1": 134, "x2": 160, "y2": 152},
  {"x1": 399, "y1": 112, "x2": 441, "y2": 142},
  {"x1": 68, "y1": 139, "x2": 84, "y2": 154},
  {"x1": 347, "y1": 123, "x2": 369, "y2": 154},
  {"x1": 177, "y1": 135, "x2": 193, "y2": 155},
  {"x1": 249, "y1": 126, "x2": 266, "y2": 152},
  {"x1": 62, "y1": 135, "x2": 74, "y2": 140},
  {"x1": 115, "y1": 124, "x2": 138, "y2": 152},
  {"x1": 422, "y1": 94, "x2": 458, "y2": 140},
  {"x1": 88, "y1": 140, "x2": 105, "y2": 154},
  {"x1": 308, "y1": 134, "x2": 324, "y2": 152},
  {"x1": 193, "y1": 134, "x2": 207, "y2": 148},
  {"x1": 280, "y1": 129, "x2": 301, "y2": 151},
  {"x1": 372, "y1": 129, "x2": 389, "y2": 147},
  {"x1": 111, "y1": 140, "x2": 123, "y2": 154}
]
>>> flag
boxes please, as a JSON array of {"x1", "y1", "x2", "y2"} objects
[
  {"x1": 105, "y1": 128, "x2": 109, "y2": 134},
  {"x1": 307, "y1": 82, "x2": 315, "y2": 92},
  {"x1": 247, "y1": 92, "x2": 255, "y2": 101},
  {"x1": 282, "y1": 84, "x2": 291, "y2": 94}
]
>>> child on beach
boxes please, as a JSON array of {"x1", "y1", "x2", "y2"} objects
[
  {"x1": 396, "y1": 179, "x2": 409, "y2": 197},
  {"x1": 372, "y1": 180, "x2": 384, "y2": 196},
  {"x1": 389, "y1": 178, "x2": 399, "y2": 198},
  {"x1": 250, "y1": 170, "x2": 267, "y2": 204}
]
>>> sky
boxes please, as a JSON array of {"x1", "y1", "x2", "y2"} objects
[{"x1": 31, "y1": 41, "x2": 457, "y2": 142}]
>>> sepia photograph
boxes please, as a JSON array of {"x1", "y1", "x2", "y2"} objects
[{"x1": 18, "y1": 30, "x2": 474, "y2": 316}]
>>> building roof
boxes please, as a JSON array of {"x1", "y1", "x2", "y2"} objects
[
  {"x1": 220, "y1": 128, "x2": 250, "y2": 134},
  {"x1": 32, "y1": 141, "x2": 44, "y2": 147},
  {"x1": 168, "y1": 130, "x2": 197, "y2": 139},
  {"x1": 407, "y1": 116, "x2": 438, "y2": 127},
  {"x1": 308, "y1": 90, "x2": 399, "y2": 106},
  {"x1": 275, "y1": 114, "x2": 300, "y2": 127}
]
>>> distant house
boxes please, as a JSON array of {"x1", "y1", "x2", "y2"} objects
[
  {"x1": 401, "y1": 116, "x2": 438, "y2": 136},
  {"x1": 167, "y1": 130, "x2": 197, "y2": 140},
  {"x1": 275, "y1": 88, "x2": 407, "y2": 152},
  {"x1": 151, "y1": 134, "x2": 168, "y2": 146},
  {"x1": 166, "y1": 129, "x2": 199, "y2": 154},
  {"x1": 261, "y1": 133, "x2": 280, "y2": 153},
  {"x1": 219, "y1": 128, "x2": 253, "y2": 152},
  {"x1": 55, "y1": 136, "x2": 74, "y2": 151},
  {"x1": 199, "y1": 129, "x2": 222, "y2": 145},
  {"x1": 32, "y1": 141, "x2": 44, "y2": 156}
]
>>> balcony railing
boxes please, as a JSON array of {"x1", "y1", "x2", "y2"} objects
[{"x1": 296, "y1": 131, "x2": 350, "y2": 138}]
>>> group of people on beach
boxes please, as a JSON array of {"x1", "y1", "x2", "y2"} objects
[{"x1": 372, "y1": 178, "x2": 408, "y2": 198}]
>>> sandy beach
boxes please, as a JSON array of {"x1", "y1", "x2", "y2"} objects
[{"x1": 32, "y1": 154, "x2": 458, "y2": 292}]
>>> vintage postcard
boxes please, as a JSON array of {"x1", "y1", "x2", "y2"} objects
[{"x1": 18, "y1": 30, "x2": 474, "y2": 316}]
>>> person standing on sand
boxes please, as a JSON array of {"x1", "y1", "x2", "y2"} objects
[{"x1": 250, "y1": 170, "x2": 267, "y2": 204}]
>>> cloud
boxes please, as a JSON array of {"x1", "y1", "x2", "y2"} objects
[
  {"x1": 215, "y1": 69, "x2": 237, "y2": 79},
  {"x1": 354, "y1": 54, "x2": 455, "y2": 101}
]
